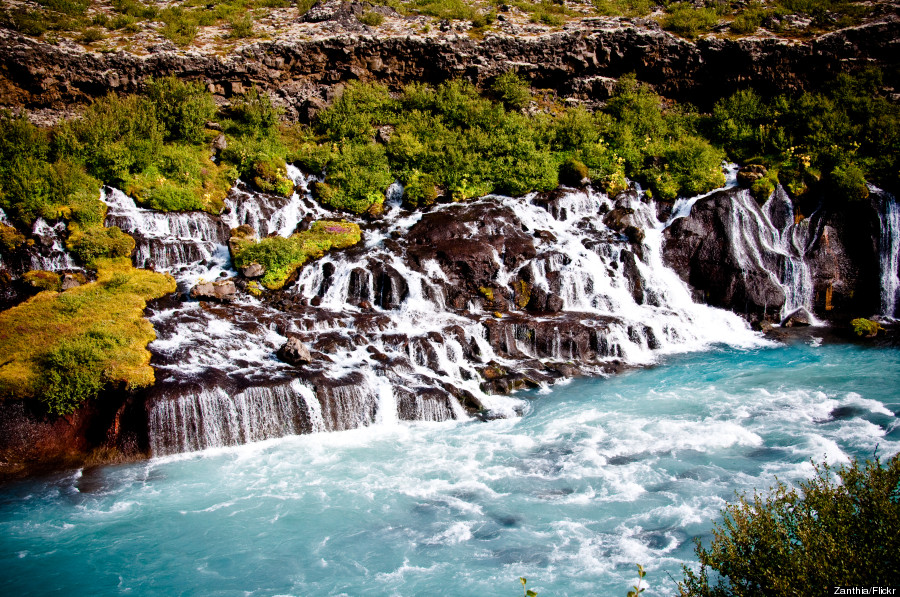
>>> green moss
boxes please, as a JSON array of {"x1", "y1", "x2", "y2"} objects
[
  {"x1": 851, "y1": 317, "x2": 882, "y2": 337},
  {"x1": 252, "y1": 158, "x2": 294, "y2": 197},
  {"x1": 23, "y1": 270, "x2": 62, "y2": 292},
  {"x1": 232, "y1": 220, "x2": 362, "y2": 289},
  {"x1": 0, "y1": 258, "x2": 175, "y2": 412}
]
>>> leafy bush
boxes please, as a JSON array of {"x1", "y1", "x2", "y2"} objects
[
  {"x1": 146, "y1": 76, "x2": 216, "y2": 144},
  {"x1": 252, "y1": 157, "x2": 294, "y2": 196},
  {"x1": 492, "y1": 71, "x2": 531, "y2": 111},
  {"x1": 229, "y1": 88, "x2": 283, "y2": 140},
  {"x1": 65, "y1": 223, "x2": 135, "y2": 265},
  {"x1": 358, "y1": 10, "x2": 385, "y2": 26},
  {"x1": 679, "y1": 454, "x2": 900, "y2": 596},
  {"x1": 829, "y1": 161, "x2": 869, "y2": 203},
  {"x1": 228, "y1": 14, "x2": 255, "y2": 38},
  {"x1": 402, "y1": 170, "x2": 438, "y2": 208},
  {"x1": 318, "y1": 142, "x2": 393, "y2": 214},
  {"x1": 315, "y1": 82, "x2": 393, "y2": 143},
  {"x1": 0, "y1": 224, "x2": 27, "y2": 253},
  {"x1": 559, "y1": 158, "x2": 589, "y2": 186}
]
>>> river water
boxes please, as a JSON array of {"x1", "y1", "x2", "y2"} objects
[{"x1": 2, "y1": 339, "x2": 897, "y2": 596}]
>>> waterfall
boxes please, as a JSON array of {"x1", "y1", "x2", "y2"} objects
[
  {"x1": 760, "y1": 187, "x2": 816, "y2": 317},
  {"x1": 102, "y1": 188, "x2": 231, "y2": 282},
  {"x1": 876, "y1": 187, "x2": 900, "y2": 318},
  {"x1": 28, "y1": 218, "x2": 79, "y2": 272},
  {"x1": 142, "y1": 175, "x2": 767, "y2": 457}
]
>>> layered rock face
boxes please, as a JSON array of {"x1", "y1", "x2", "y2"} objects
[
  {"x1": 1, "y1": 13, "x2": 898, "y2": 120},
  {"x1": 662, "y1": 185, "x2": 887, "y2": 322}
]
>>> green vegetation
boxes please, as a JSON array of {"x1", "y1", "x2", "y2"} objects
[
  {"x1": 679, "y1": 454, "x2": 900, "y2": 596},
  {"x1": 358, "y1": 10, "x2": 385, "y2": 27},
  {"x1": 23, "y1": 270, "x2": 62, "y2": 292},
  {"x1": 519, "y1": 577, "x2": 538, "y2": 597},
  {"x1": 295, "y1": 75, "x2": 725, "y2": 208},
  {"x1": 711, "y1": 69, "x2": 899, "y2": 201},
  {"x1": 1, "y1": 0, "x2": 876, "y2": 48},
  {"x1": 627, "y1": 564, "x2": 647, "y2": 597},
  {"x1": 850, "y1": 317, "x2": 883, "y2": 337},
  {"x1": 0, "y1": 259, "x2": 176, "y2": 414},
  {"x1": 231, "y1": 220, "x2": 362, "y2": 289}
]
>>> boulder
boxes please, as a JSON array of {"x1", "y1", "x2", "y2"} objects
[
  {"x1": 737, "y1": 164, "x2": 767, "y2": 187},
  {"x1": 277, "y1": 336, "x2": 313, "y2": 365},
  {"x1": 60, "y1": 273, "x2": 82, "y2": 290},
  {"x1": 781, "y1": 307, "x2": 812, "y2": 327},
  {"x1": 241, "y1": 263, "x2": 265, "y2": 278},
  {"x1": 190, "y1": 279, "x2": 237, "y2": 302}
]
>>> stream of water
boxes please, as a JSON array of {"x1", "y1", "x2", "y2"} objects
[{"x1": 2, "y1": 340, "x2": 897, "y2": 596}]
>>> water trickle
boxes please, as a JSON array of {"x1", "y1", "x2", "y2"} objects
[{"x1": 875, "y1": 186, "x2": 900, "y2": 318}]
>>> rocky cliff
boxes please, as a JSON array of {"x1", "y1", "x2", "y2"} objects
[{"x1": 2, "y1": 11, "x2": 899, "y2": 121}]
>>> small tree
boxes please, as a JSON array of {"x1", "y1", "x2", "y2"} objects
[{"x1": 679, "y1": 454, "x2": 900, "y2": 596}]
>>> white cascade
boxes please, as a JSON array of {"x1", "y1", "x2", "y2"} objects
[{"x1": 875, "y1": 186, "x2": 900, "y2": 318}]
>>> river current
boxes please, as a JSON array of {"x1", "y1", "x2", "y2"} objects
[{"x1": 1, "y1": 339, "x2": 897, "y2": 596}]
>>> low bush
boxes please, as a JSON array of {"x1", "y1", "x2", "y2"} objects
[
  {"x1": 358, "y1": 10, "x2": 385, "y2": 26},
  {"x1": 679, "y1": 454, "x2": 900, "y2": 595},
  {"x1": 851, "y1": 317, "x2": 883, "y2": 337},
  {"x1": 228, "y1": 14, "x2": 255, "y2": 38},
  {"x1": 662, "y1": 3, "x2": 719, "y2": 38},
  {"x1": 491, "y1": 71, "x2": 531, "y2": 111},
  {"x1": 65, "y1": 223, "x2": 135, "y2": 265},
  {"x1": 559, "y1": 158, "x2": 589, "y2": 186},
  {"x1": 146, "y1": 76, "x2": 216, "y2": 145}
]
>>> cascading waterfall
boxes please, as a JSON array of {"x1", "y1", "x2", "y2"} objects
[
  {"x1": 102, "y1": 187, "x2": 231, "y2": 282},
  {"x1": 29, "y1": 218, "x2": 79, "y2": 272},
  {"x1": 761, "y1": 187, "x2": 817, "y2": 317},
  {"x1": 138, "y1": 171, "x2": 770, "y2": 456},
  {"x1": 875, "y1": 186, "x2": 900, "y2": 318}
]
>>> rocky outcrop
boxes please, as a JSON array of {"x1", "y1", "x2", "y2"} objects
[{"x1": 2, "y1": 15, "x2": 898, "y2": 120}]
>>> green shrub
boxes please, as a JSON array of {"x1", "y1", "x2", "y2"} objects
[
  {"x1": 252, "y1": 157, "x2": 294, "y2": 196},
  {"x1": 39, "y1": 333, "x2": 111, "y2": 414},
  {"x1": 662, "y1": 3, "x2": 719, "y2": 38},
  {"x1": 559, "y1": 158, "x2": 589, "y2": 186},
  {"x1": 409, "y1": 0, "x2": 476, "y2": 20},
  {"x1": 0, "y1": 224, "x2": 27, "y2": 253},
  {"x1": 315, "y1": 82, "x2": 393, "y2": 143},
  {"x1": 829, "y1": 162, "x2": 869, "y2": 203},
  {"x1": 319, "y1": 142, "x2": 393, "y2": 214},
  {"x1": 679, "y1": 454, "x2": 900, "y2": 596},
  {"x1": 66, "y1": 223, "x2": 135, "y2": 265},
  {"x1": 230, "y1": 88, "x2": 282, "y2": 140},
  {"x1": 159, "y1": 7, "x2": 199, "y2": 45},
  {"x1": 402, "y1": 170, "x2": 438, "y2": 208},
  {"x1": 592, "y1": 0, "x2": 653, "y2": 17},
  {"x1": 38, "y1": 0, "x2": 89, "y2": 17},
  {"x1": 228, "y1": 14, "x2": 255, "y2": 38},
  {"x1": 492, "y1": 71, "x2": 531, "y2": 111},
  {"x1": 850, "y1": 317, "x2": 883, "y2": 337},
  {"x1": 79, "y1": 27, "x2": 106, "y2": 44},
  {"x1": 358, "y1": 10, "x2": 385, "y2": 26},
  {"x1": 146, "y1": 76, "x2": 216, "y2": 144}
]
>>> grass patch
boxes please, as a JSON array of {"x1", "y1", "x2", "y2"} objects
[
  {"x1": 0, "y1": 258, "x2": 175, "y2": 413},
  {"x1": 231, "y1": 220, "x2": 362, "y2": 289}
]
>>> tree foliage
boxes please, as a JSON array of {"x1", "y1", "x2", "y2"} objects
[{"x1": 679, "y1": 454, "x2": 900, "y2": 596}]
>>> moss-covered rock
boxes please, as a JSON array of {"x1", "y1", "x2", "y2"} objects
[
  {"x1": 0, "y1": 259, "x2": 176, "y2": 414},
  {"x1": 231, "y1": 220, "x2": 362, "y2": 290}
]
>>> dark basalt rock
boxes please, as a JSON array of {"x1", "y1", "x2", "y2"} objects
[
  {"x1": 781, "y1": 307, "x2": 812, "y2": 327},
  {"x1": 277, "y1": 336, "x2": 313, "y2": 365},
  {"x1": 663, "y1": 189, "x2": 786, "y2": 318}
]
